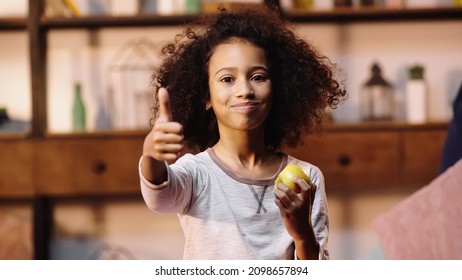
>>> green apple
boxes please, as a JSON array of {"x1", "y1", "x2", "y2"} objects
[{"x1": 274, "y1": 164, "x2": 311, "y2": 193}]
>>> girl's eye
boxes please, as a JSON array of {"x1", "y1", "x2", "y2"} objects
[
  {"x1": 251, "y1": 74, "x2": 268, "y2": 82},
  {"x1": 220, "y1": 76, "x2": 234, "y2": 83}
]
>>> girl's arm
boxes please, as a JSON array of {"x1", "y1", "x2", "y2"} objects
[{"x1": 141, "y1": 88, "x2": 184, "y2": 185}]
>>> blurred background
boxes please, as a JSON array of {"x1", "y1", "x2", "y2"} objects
[{"x1": 1, "y1": 0, "x2": 461, "y2": 260}]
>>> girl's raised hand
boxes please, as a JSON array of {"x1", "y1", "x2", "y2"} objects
[{"x1": 143, "y1": 88, "x2": 184, "y2": 163}]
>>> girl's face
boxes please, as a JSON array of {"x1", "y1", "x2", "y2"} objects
[{"x1": 207, "y1": 39, "x2": 272, "y2": 133}]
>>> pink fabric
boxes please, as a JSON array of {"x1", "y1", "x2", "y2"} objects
[{"x1": 373, "y1": 159, "x2": 462, "y2": 260}]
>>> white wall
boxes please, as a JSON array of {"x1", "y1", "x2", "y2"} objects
[{"x1": 0, "y1": 32, "x2": 30, "y2": 122}]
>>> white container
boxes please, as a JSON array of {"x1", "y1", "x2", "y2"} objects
[{"x1": 405, "y1": 80, "x2": 427, "y2": 123}]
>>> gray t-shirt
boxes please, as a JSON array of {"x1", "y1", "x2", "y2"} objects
[{"x1": 140, "y1": 148, "x2": 329, "y2": 260}]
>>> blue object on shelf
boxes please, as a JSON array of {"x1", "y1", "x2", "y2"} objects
[{"x1": 88, "y1": 0, "x2": 109, "y2": 15}]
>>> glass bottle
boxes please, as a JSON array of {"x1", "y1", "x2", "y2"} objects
[
  {"x1": 185, "y1": 0, "x2": 201, "y2": 14},
  {"x1": 72, "y1": 83, "x2": 86, "y2": 131},
  {"x1": 360, "y1": 63, "x2": 395, "y2": 121}
]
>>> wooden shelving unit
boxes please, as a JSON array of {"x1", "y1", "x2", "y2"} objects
[
  {"x1": 40, "y1": 14, "x2": 198, "y2": 29},
  {"x1": 35, "y1": 6, "x2": 462, "y2": 29},
  {"x1": 285, "y1": 6, "x2": 462, "y2": 22},
  {"x1": 1, "y1": 0, "x2": 458, "y2": 259}
]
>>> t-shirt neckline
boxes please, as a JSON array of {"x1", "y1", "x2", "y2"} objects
[{"x1": 205, "y1": 147, "x2": 288, "y2": 186}]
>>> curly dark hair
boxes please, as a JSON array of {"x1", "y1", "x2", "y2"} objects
[{"x1": 151, "y1": 6, "x2": 346, "y2": 152}]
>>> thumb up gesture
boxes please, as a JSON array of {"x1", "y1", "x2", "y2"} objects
[{"x1": 143, "y1": 88, "x2": 184, "y2": 163}]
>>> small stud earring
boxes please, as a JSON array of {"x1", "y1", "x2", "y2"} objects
[{"x1": 206, "y1": 105, "x2": 211, "y2": 111}]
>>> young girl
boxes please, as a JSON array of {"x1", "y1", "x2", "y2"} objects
[{"x1": 140, "y1": 7, "x2": 346, "y2": 260}]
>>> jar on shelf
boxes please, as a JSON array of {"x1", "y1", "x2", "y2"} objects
[
  {"x1": 405, "y1": 65, "x2": 427, "y2": 124},
  {"x1": 360, "y1": 62, "x2": 395, "y2": 121}
]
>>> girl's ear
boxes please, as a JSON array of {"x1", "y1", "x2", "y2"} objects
[{"x1": 205, "y1": 101, "x2": 212, "y2": 111}]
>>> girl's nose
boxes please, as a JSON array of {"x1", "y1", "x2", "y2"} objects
[{"x1": 235, "y1": 80, "x2": 255, "y2": 98}]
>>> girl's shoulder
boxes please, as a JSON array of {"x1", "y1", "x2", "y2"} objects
[
  {"x1": 175, "y1": 149, "x2": 213, "y2": 165},
  {"x1": 286, "y1": 154, "x2": 319, "y2": 169}
]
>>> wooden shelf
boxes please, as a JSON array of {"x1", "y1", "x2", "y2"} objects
[
  {"x1": 0, "y1": 17, "x2": 27, "y2": 30},
  {"x1": 40, "y1": 14, "x2": 198, "y2": 29},
  {"x1": 44, "y1": 129, "x2": 149, "y2": 139},
  {"x1": 0, "y1": 132, "x2": 31, "y2": 140},
  {"x1": 285, "y1": 6, "x2": 462, "y2": 23},
  {"x1": 37, "y1": 6, "x2": 462, "y2": 30},
  {"x1": 39, "y1": 121, "x2": 448, "y2": 138},
  {"x1": 325, "y1": 121, "x2": 449, "y2": 132}
]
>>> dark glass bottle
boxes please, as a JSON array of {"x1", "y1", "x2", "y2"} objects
[{"x1": 0, "y1": 107, "x2": 9, "y2": 125}]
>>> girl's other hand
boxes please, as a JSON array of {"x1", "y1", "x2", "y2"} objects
[{"x1": 274, "y1": 178, "x2": 317, "y2": 241}]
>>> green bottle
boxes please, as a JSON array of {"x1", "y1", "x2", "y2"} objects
[
  {"x1": 72, "y1": 83, "x2": 86, "y2": 131},
  {"x1": 185, "y1": 0, "x2": 201, "y2": 14}
]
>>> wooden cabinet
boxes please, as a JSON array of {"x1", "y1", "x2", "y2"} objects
[
  {"x1": 287, "y1": 131, "x2": 401, "y2": 190},
  {"x1": 36, "y1": 135, "x2": 144, "y2": 196},
  {"x1": 0, "y1": 138, "x2": 34, "y2": 198},
  {"x1": 0, "y1": 123, "x2": 448, "y2": 198},
  {"x1": 286, "y1": 122, "x2": 448, "y2": 192},
  {"x1": 402, "y1": 129, "x2": 448, "y2": 186}
]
